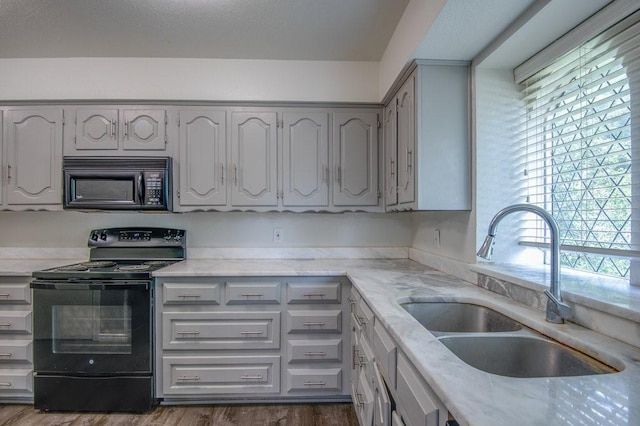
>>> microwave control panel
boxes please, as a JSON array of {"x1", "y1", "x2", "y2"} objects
[{"x1": 144, "y1": 172, "x2": 165, "y2": 206}]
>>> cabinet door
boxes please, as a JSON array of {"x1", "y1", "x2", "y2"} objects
[
  {"x1": 282, "y1": 112, "x2": 329, "y2": 207},
  {"x1": 5, "y1": 109, "x2": 63, "y2": 205},
  {"x1": 332, "y1": 111, "x2": 379, "y2": 206},
  {"x1": 230, "y1": 111, "x2": 278, "y2": 207},
  {"x1": 121, "y1": 109, "x2": 167, "y2": 151},
  {"x1": 383, "y1": 103, "x2": 398, "y2": 207},
  {"x1": 397, "y1": 77, "x2": 415, "y2": 205},
  {"x1": 75, "y1": 109, "x2": 118, "y2": 150},
  {"x1": 179, "y1": 110, "x2": 227, "y2": 206}
]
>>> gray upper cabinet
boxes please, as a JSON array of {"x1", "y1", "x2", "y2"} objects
[
  {"x1": 384, "y1": 61, "x2": 471, "y2": 211},
  {"x1": 332, "y1": 111, "x2": 379, "y2": 207},
  {"x1": 67, "y1": 107, "x2": 168, "y2": 154},
  {"x1": 282, "y1": 112, "x2": 329, "y2": 207},
  {"x1": 178, "y1": 110, "x2": 227, "y2": 207},
  {"x1": 383, "y1": 103, "x2": 397, "y2": 208},
  {"x1": 3, "y1": 108, "x2": 63, "y2": 207},
  {"x1": 230, "y1": 111, "x2": 279, "y2": 207}
]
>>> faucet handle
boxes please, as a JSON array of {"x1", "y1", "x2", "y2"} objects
[{"x1": 544, "y1": 289, "x2": 572, "y2": 322}]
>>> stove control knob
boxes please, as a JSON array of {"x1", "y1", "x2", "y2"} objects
[
  {"x1": 90, "y1": 232, "x2": 99, "y2": 241},
  {"x1": 164, "y1": 234, "x2": 172, "y2": 241},
  {"x1": 174, "y1": 235, "x2": 182, "y2": 241},
  {"x1": 100, "y1": 232, "x2": 107, "y2": 241}
]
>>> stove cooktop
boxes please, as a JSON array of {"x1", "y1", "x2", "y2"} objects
[{"x1": 32, "y1": 259, "x2": 181, "y2": 281}]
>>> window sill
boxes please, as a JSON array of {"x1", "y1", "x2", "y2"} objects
[{"x1": 470, "y1": 262, "x2": 640, "y2": 324}]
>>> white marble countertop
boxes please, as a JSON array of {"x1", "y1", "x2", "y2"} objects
[
  {"x1": 0, "y1": 258, "x2": 85, "y2": 276},
  {"x1": 155, "y1": 258, "x2": 640, "y2": 426}
]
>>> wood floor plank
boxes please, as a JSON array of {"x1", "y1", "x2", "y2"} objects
[{"x1": 0, "y1": 403, "x2": 358, "y2": 426}]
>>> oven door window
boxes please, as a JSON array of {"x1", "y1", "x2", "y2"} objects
[
  {"x1": 32, "y1": 286, "x2": 151, "y2": 374},
  {"x1": 52, "y1": 303, "x2": 132, "y2": 354}
]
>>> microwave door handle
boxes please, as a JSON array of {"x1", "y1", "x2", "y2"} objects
[{"x1": 138, "y1": 173, "x2": 145, "y2": 204}]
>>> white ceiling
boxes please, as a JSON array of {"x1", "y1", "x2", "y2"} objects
[
  {"x1": 0, "y1": 0, "x2": 410, "y2": 61},
  {"x1": 0, "y1": 0, "x2": 615, "y2": 64}
]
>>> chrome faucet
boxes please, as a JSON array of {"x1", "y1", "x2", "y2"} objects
[{"x1": 477, "y1": 204, "x2": 571, "y2": 324}]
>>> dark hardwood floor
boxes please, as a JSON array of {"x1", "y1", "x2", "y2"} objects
[{"x1": 0, "y1": 403, "x2": 358, "y2": 426}]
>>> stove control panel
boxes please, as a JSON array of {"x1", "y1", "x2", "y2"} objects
[{"x1": 88, "y1": 227, "x2": 186, "y2": 247}]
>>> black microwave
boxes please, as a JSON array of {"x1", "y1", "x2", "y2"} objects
[{"x1": 63, "y1": 157, "x2": 172, "y2": 211}]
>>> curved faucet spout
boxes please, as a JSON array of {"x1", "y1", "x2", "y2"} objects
[{"x1": 477, "y1": 204, "x2": 571, "y2": 324}]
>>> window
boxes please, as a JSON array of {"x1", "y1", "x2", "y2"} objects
[{"x1": 518, "y1": 10, "x2": 640, "y2": 281}]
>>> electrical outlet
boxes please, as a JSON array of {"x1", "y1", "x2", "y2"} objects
[
  {"x1": 434, "y1": 229, "x2": 441, "y2": 249},
  {"x1": 273, "y1": 228, "x2": 283, "y2": 243}
]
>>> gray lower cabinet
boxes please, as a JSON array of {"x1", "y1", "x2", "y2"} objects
[
  {"x1": 155, "y1": 276, "x2": 351, "y2": 403},
  {"x1": 350, "y1": 286, "x2": 452, "y2": 426},
  {"x1": 0, "y1": 276, "x2": 34, "y2": 401}
]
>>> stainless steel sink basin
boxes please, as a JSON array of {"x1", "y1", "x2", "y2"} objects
[
  {"x1": 439, "y1": 335, "x2": 618, "y2": 378},
  {"x1": 401, "y1": 302, "x2": 523, "y2": 333}
]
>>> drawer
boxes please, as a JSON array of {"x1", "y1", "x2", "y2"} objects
[
  {"x1": 356, "y1": 331, "x2": 374, "y2": 382},
  {"x1": 163, "y1": 311, "x2": 280, "y2": 350},
  {"x1": 373, "y1": 319, "x2": 397, "y2": 389},
  {"x1": 286, "y1": 368, "x2": 342, "y2": 393},
  {"x1": 286, "y1": 310, "x2": 342, "y2": 334},
  {"x1": 0, "y1": 369, "x2": 32, "y2": 395},
  {"x1": 163, "y1": 355, "x2": 280, "y2": 395},
  {"x1": 353, "y1": 367, "x2": 374, "y2": 426},
  {"x1": 0, "y1": 312, "x2": 31, "y2": 334},
  {"x1": 397, "y1": 353, "x2": 440, "y2": 426},
  {"x1": 0, "y1": 282, "x2": 30, "y2": 304},
  {"x1": 163, "y1": 282, "x2": 221, "y2": 305},
  {"x1": 354, "y1": 298, "x2": 374, "y2": 342},
  {"x1": 287, "y1": 339, "x2": 343, "y2": 363},
  {"x1": 226, "y1": 282, "x2": 281, "y2": 305},
  {"x1": 0, "y1": 340, "x2": 32, "y2": 363},
  {"x1": 286, "y1": 281, "x2": 341, "y2": 304},
  {"x1": 348, "y1": 287, "x2": 361, "y2": 313}
]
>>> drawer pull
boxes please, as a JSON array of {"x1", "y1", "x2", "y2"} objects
[
  {"x1": 240, "y1": 375, "x2": 263, "y2": 380},
  {"x1": 240, "y1": 331, "x2": 264, "y2": 335},
  {"x1": 355, "y1": 392, "x2": 364, "y2": 408},
  {"x1": 303, "y1": 293, "x2": 326, "y2": 297},
  {"x1": 303, "y1": 381, "x2": 326, "y2": 386},
  {"x1": 0, "y1": 323, "x2": 11, "y2": 328},
  {"x1": 352, "y1": 347, "x2": 359, "y2": 369},
  {"x1": 176, "y1": 331, "x2": 200, "y2": 336},
  {"x1": 303, "y1": 322, "x2": 325, "y2": 327},
  {"x1": 0, "y1": 353, "x2": 13, "y2": 358},
  {"x1": 176, "y1": 376, "x2": 200, "y2": 382},
  {"x1": 304, "y1": 351, "x2": 327, "y2": 357},
  {"x1": 0, "y1": 382, "x2": 12, "y2": 387},
  {"x1": 0, "y1": 293, "x2": 10, "y2": 298},
  {"x1": 240, "y1": 293, "x2": 264, "y2": 297},
  {"x1": 178, "y1": 294, "x2": 201, "y2": 299},
  {"x1": 347, "y1": 297, "x2": 357, "y2": 305}
]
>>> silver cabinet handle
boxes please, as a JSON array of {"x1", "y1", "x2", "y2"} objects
[
  {"x1": 240, "y1": 293, "x2": 264, "y2": 297},
  {"x1": 303, "y1": 293, "x2": 326, "y2": 298},
  {"x1": 0, "y1": 293, "x2": 10, "y2": 298},
  {"x1": 241, "y1": 375, "x2": 263, "y2": 380},
  {"x1": 178, "y1": 294, "x2": 201, "y2": 299},
  {"x1": 355, "y1": 392, "x2": 364, "y2": 408},
  {"x1": 303, "y1": 381, "x2": 326, "y2": 386},
  {"x1": 390, "y1": 159, "x2": 395, "y2": 177},
  {"x1": 124, "y1": 121, "x2": 130, "y2": 138},
  {"x1": 352, "y1": 346, "x2": 359, "y2": 369},
  {"x1": 336, "y1": 165, "x2": 342, "y2": 185},
  {"x1": 234, "y1": 165, "x2": 238, "y2": 186},
  {"x1": 176, "y1": 331, "x2": 200, "y2": 335},
  {"x1": 6, "y1": 165, "x2": 11, "y2": 183},
  {"x1": 221, "y1": 164, "x2": 225, "y2": 185},
  {"x1": 0, "y1": 323, "x2": 11, "y2": 327},
  {"x1": 303, "y1": 321, "x2": 325, "y2": 326},
  {"x1": 240, "y1": 331, "x2": 264, "y2": 335},
  {"x1": 304, "y1": 352, "x2": 327, "y2": 357},
  {"x1": 111, "y1": 120, "x2": 116, "y2": 138},
  {"x1": 0, "y1": 382, "x2": 12, "y2": 387},
  {"x1": 0, "y1": 353, "x2": 12, "y2": 358},
  {"x1": 176, "y1": 376, "x2": 200, "y2": 382}
]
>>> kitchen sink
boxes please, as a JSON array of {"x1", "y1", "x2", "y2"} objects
[
  {"x1": 439, "y1": 335, "x2": 618, "y2": 378},
  {"x1": 401, "y1": 302, "x2": 523, "y2": 333}
]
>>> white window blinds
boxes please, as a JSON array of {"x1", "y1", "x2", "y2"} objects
[{"x1": 518, "y1": 9, "x2": 640, "y2": 280}]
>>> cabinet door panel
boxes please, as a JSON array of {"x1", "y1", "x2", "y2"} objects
[
  {"x1": 286, "y1": 368, "x2": 342, "y2": 393},
  {"x1": 282, "y1": 112, "x2": 329, "y2": 207},
  {"x1": 231, "y1": 112, "x2": 278, "y2": 206},
  {"x1": 122, "y1": 109, "x2": 166, "y2": 151},
  {"x1": 5, "y1": 109, "x2": 63, "y2": 205},
  {"x1": 75, "y1": 109, "x2": 118, "y2": 150},
  {"x1": 333, "y1": 112, "x2": 378, "y2": 206},
  {"x1": 179, "y1": 110, "x2": 227, "y2": 206},
  {"x1": 397, "y1": 77, "x2": 415, "y2": 204},
  {"x1": 384, "y1": 104, "x2": 398, "y2": 207}
]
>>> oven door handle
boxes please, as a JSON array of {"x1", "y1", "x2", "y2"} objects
[{"x1": 30, "y1": 280, "x2": 150, "y2": 291}]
